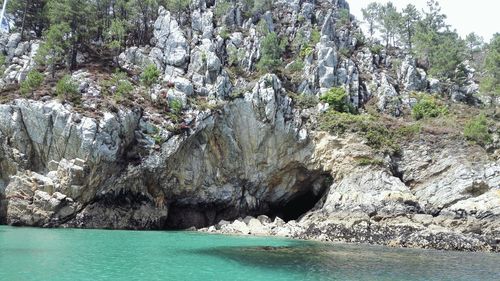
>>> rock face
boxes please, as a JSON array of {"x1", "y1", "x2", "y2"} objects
[{"x1": 0, "y1": 0, "x2": 499, "y2": 252}]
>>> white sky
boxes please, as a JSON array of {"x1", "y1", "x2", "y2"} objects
[{"x1": 348, "y1": 0, "x2": 499, "y2": 42}]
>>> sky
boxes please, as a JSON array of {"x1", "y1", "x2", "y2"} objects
[{"x1": 348, "y1": 0, "x2": 499, "y2": 42}]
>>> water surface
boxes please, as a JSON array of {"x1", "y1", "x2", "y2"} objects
[{"x1": 0, "y1": 226, "x2": 498, "y2": 281}]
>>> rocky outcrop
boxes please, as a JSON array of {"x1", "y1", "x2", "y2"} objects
[
  {"x1": 201, "y1": 134, "x2": 500, "y2": 252},
  {"x1": 0, "y1": 32, "x2": 40, "y2": 89}
]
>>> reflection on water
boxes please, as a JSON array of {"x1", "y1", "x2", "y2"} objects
[{"x1": 197, "y1": 242, "x2": 500, "y2": 281}]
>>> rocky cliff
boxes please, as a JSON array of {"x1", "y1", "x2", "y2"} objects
[{"x1": 0, "y1": 0, "x2": 499, "y2": 252}]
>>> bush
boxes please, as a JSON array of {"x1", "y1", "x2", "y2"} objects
[
  {"x1": 288, "y1": 93, "x2": 318, "y2": 109},
  {"x1": 412, "y1": 95, "x2": 448, "y2": 120},
  {"x1": 140, "y1": 64, "x2": 160, "y2": 88},
  {"x1": 310, "y1": 28, "x2": 321, "y2": 45},
  {"x1": 463, "y1": 114, "x2": 492, "y2": 145},
  {"x1": 256, "y1": 32, "x2": 283, "y2": 72},
  {"x1": 336, "y1": 9, "x2": 350, "y2": 27},
  {"x1": 369, "y1": 43, "x2": 384, "y2": 55},
  {"x1": 102, "y1": 71, "x2": 134, "y2": 101},
  {"x1": 56, "y1": 75, "x2": 79, "y2": 103},
  {"x1": 214, "y1": 1, "x2": 232, "y2": 18},
  {"x1": 319, "y1": 87, "x2": 354, "y2": 113},
  {"x1": 20, "y1": 70, "x2": 44, "y2": 96},
  {"x1": 319, "y1": 110, "x2": 398, "y2": 153},
  {"x1": 288, "y1": 59, "x2": 304, "y2": 73},
  {"x1": 170, "y1": 98, "x2": 183, "y2": 114}
]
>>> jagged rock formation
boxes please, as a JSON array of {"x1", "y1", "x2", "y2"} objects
[{"x1": 0, "y1": 0, "x2": 499, "y2": 252}]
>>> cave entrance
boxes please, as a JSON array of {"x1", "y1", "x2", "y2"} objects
[
  {"x1": 278, "y1": 189, "x2": 323, "y2": 221},
  {"x1": 269, "y1": 173, "x2": 332, "y2": 222}
]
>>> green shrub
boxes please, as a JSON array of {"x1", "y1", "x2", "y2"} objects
[
  {"x1": 140, "y1": 64, "x2": 160, "y2": 88},
  {"x1": 219, "y1": 26, "x2": 231, "y2": 40},
  {"x1": 310, "y1": 28, "x2": 321, "y2": 45},
  {"x1": 412, "y1": 95, "x2": 448, "y2": 120},
  {"x1": 288, "y1": 59, "x2": 304, "y2": 73},
  {"x1": 56, "y1": 75, "x2": 79, "y2": 103},
  {"x1": 214, "y1": 1, "x2": 232, "y2": 18},
  {"x1": 20, "y1": 70, "x2": 44, "y2": 96},
  {"x1": 336, "y1": 9, "x2": 350, "y2": 27},
  {"x1": 319, "y1": 87, "x2": 354, "y2": 113},
  {"x1": 300, "y1": 45, "x2": 314, "y2": 58},
  {"x1": 319, "y1": 111, "x2": 398, "y2": 153},
  {"x1": 102, "y1": 71, "x2": 134, "y2": 101},
  {"x1": 0, "y1": 54, "x2": 6, "y2": 74},
  {"x1": 463, "y1": 114, "x2": 492, "y2": 145},
  {"x1": 170, "y1": 98, "x2": 183, "y2": 114},
  {"x1": 356, "y1": 156, "x2": 384, "y2": 166},
  {"x1": 256, "y1": 32, "x2": 283, "y2": 72},
  {"x1": 289, "y1": 93, "x2": 318, "y2": 109},
  {"x1": 339, "y1": 47, "x2": 351, "y2": 58},
  {"x1": 369, "y1": 43, "x2": 384, "y2": 55},
  {"x1": 165, "y1": 0, "x2": 191, "y2": 13}
]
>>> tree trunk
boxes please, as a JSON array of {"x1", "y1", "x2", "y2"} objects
[{"x1": 20, "y1": 0, "x2": 30, "y2": 39}]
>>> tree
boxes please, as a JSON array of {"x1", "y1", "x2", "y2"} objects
[
  {"x1": 46, "y1": 0, "x2": 93, "y2": 70},
  {"x1": 427, "y1": 31, "x2": 466, "y2": 80},
  {"x1": 7, "y1": 0, "x2": 47, "y2": 38},
  {"x1": 107, "y1": 19, "x2": 127, "y2": 65},
  {"x1": 480, "y1": 34, "x2": 500, "y2": 109},
  {"x1": 376, "y1": 2, "x2": 401, "y2": 49},
  {"x1": 400, "y1": 4, "x2": 420, "y2": 51},
  {"x1": 36, "y1": 23, "x2": 71, "y2": 78},
  {"x1": 361, "y1": 2, "x2": 381, "y2": 39},
  {"x1": 256, "y1": 32, "x2": 283, "y2": 72},
  {"x1": 465, "y1": 32, "x2": 484, "y2": 61}
]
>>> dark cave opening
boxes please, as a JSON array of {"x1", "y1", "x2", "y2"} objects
[
  {"x1": 274, "y1": 189, "x2": 324, "y2": 222},
  {"x1": 163, "y1": 173, "x2": 332, "y2": 230}
]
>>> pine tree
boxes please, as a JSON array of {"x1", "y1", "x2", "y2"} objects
[
  {"x1": 361, "y1": 2, "x2": 381, "y2": 39},
  {"x1": 481, "y1": 34, "x2": 500, "y2": 109},
  {"x1": 400, "y1": 4, "x2": 420, "y2": 52},
  {"x1": 7, "y1": 0, "x2": 47, "y2": 38}
]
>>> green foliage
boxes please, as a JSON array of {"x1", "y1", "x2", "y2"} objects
[
  {"x1": 169, "y1": 98, "x2": 183, "y2": 114},
  {"x1": 56, "y1": 75, "x2": 79, "y2": 103},
  {"x1": 288, "y1": 93, "x2": 318, "y2": 109},
  {"x1": 480, "y1": 34, "x2": 500, "y2": 108},
  {"x1": 0, "y1": 54, "x2": 5, "y2": 74},
  {"x1": 319, "y1": 111, "x2": 398, "y2": 153},
  {"x1": 411, "y1": 95, "x2": 448, "y2": 120},
  {"x1": 300, "y1": 46, "x2": 314, "y2": 58},
  {"x1": 256, "y1": 32, "x2": 283, "y2": 72},
  {"x1": 338, "y1": 47, "x2": 351, "y2": 58},
  {"x1": 396, "y1": 123, "x2": 422, "y2": 139},
  {"x1": 101, "y1": 71, "x2": 134, "y2": 101},
  {"x1": 214, "y1": 1, "x2": 232, "y2": 18},
  {"x1": 463, "y1": 114, "x2": 492, "y2": 145},
  {"x1": 319, "y1": 87, "x2": 354, "y2": 113},
  {"x1": 288, "y1": 59, "x2": 304, "y2": 73},
  {"x1": 140, "y1": 64, "x2": 160, "y2": 88},
  {"x1": 336, "y1": 9, "x2": 350, "y2": 27},
  {"x1": 7, "y1": 0, "x2": 47, "y2": 38},
  {"x1": 361, "y1": 2, "x2": 381, "y2": 38},
  {"x1": 20, "y1": 70, "x2": 44, "y2": 96},
  {"x1": 245, "y1": 0, "x2": 272, "y2": 16},
  {"x1": 369, "y1": 43, "x2": 384, "y2": 55},
  {"x1": 219, "y1": 26, "x2": 231, "y2": 40},
  {"x1": 36, "y1": 23, "x2": 70, "y2": 77},
  {"x1": 227, "y1": 45, "x2": 245, "y2": 66},
  {"x1": 356, "y1": 156, "x2": 384, "y2": 166},
  {"x1": 165, "y1": 0, "x2": 191, "y2": 13},
  {"x1": 310, "y1": 28, "x2": 321, "y2": 45}
]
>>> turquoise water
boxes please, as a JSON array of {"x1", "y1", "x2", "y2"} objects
[{"x1": 0, "y1": 226, "x2": 499, "y2": 281}]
